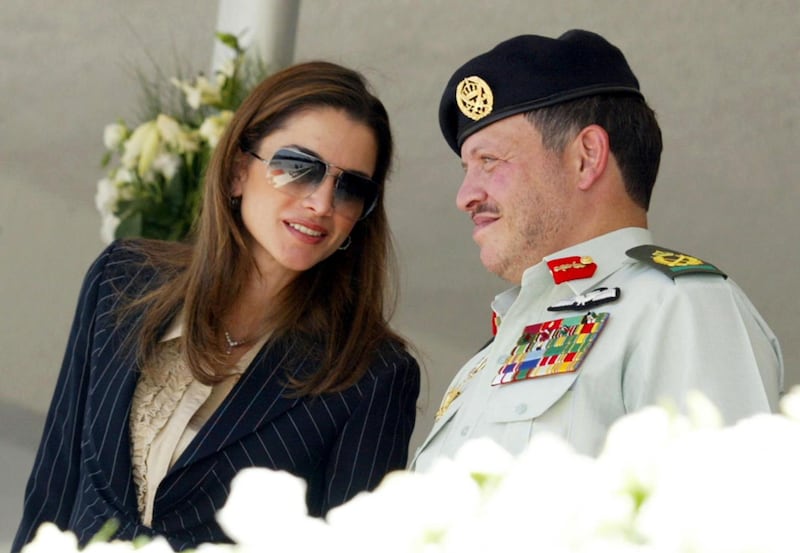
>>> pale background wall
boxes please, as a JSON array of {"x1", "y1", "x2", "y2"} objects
[{"x1": 1, "y1": 0, "x2": 797, "y2": 546}]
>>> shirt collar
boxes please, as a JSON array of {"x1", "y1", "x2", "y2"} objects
[
  {"x1": 159, "y1": 312, "x2": 184, "y2": 342},
  {"x1": 524, "y1": 227, "x2": 653, "y2": 292}
]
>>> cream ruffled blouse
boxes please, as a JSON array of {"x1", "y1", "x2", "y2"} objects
[{"x1": 128, "y1": 318, "x2": 267, "y2": 526}]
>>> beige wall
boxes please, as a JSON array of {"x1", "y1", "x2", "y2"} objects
[{"x1": 1, "y1": 0, "x2": 798, "y2": 459}]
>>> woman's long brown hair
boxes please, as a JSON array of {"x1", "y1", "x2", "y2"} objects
[{"x1": 124, "y1": 61, "x2": 407, "y2": 395}]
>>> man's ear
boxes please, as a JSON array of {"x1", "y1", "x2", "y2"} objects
[{"x1": 573, "y1": 125, "x2": 610, "y2": 190}]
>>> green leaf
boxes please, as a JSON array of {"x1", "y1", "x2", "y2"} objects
[
  {"x1": 164, "y1": 174, "x2": 185, "y2": 207},
  {"x1": 87, "y1": 518, "x2": 120, "y2": 544},
  {"x1": 215, "y1": 31, "x2": 242, "y2": 54},
  {"x1": 115, "y1": 211, "x2": 143, "y2": 239}
]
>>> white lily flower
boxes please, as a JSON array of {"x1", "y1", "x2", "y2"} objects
[
  {"x1": 154, "y1": 114, "x2": 183, "y2": 146},
  {"x1": 156, "y1": 114, "x2": 200, "y2": 154},
  {"x1": 121, "y1": 120, "x2": 159, "y2": 174}
]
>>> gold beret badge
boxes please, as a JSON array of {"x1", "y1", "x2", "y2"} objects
[{"x1": 456, "y1": 76, "x2": 494, "y2": 121}]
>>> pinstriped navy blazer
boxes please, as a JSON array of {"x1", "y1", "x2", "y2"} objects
[{"x1": 13, "y1": 242, "x2": 420, "y2": 552}]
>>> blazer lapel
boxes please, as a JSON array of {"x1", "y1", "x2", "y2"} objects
[{"x1": 168, "y1": 336, "x2": 307, "y2": 472}]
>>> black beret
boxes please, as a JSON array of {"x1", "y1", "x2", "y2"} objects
[{"x1": 439, "y1": 29, "x2": 644, "y2": 153}]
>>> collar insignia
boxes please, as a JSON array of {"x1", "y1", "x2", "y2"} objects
[
  {"x1": 456, "y1": 76, "x2": 494, "y2": 121},
  {"x1": 547, "y1": 287, "x2": 621, "y2": 312},
  {"x1": 547, "y1": 256, "x2": 597, "y2": 284}
]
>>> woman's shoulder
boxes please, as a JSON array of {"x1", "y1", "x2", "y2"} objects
[
  {"x1": 102, "y1": 238, "x2": 148, "y2": 264},
  {"x1": 87, "y1": 239, "x2": 151, "y2": 280},
  {"x1": 365, "y1": 338, "x2": 421, "y2": 380},
  {"x1": 88, "y1": 238, "x2": 184, "y2": 293}
]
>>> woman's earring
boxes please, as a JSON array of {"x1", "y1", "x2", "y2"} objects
[
  {"x1": 230, "y1": 195, "x2": 242, "y2": 211},
  {"x1": 338, "y1": 236, "x2": 352, "y2": 251}
]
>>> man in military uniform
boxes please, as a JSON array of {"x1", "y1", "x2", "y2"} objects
[{"x1": 412, "y1": 30, "x2": 783, "y2": 471}]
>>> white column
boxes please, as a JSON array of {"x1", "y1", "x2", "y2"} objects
[{"x1": 212, "y1": 0, "x2": 300, "y2": 72}]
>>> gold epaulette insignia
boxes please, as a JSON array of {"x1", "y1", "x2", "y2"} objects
[{"x1": 626, "y1": 245, "x2": 726, "y2": 280}]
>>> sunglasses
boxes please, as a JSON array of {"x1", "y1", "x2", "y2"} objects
[{"x1": 247, "y1": 147, "x2": 379, "y2": 221}]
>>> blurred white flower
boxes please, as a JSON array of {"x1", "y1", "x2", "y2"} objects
[
  {"x1": 113, "y1": 168, "x2": 135, "y2": 184},
  {"x1": 780, "y1": 386, "x2": 800, "y2": 420},
  {"x1": 217, "y1": 58, "x2": 236, "y2": 80},
  {"x1": 103, "y1": 123, "x2": 128, "y2": 150},
  {"x1": 451, "y1": 436, "x2": 513, "y2": 479},
  {"x1": 199, "y1": 110, "x2": 234, "y2": 148},
  {"x1": 152, "y1": 153, "x2": 181, "y2": 180},
  {"x1": 21, "y1": 523, "x2": 80, "y2": 553},
  {"x1": 447, "y1": 434, "x2": 634, "y2": 553},
  {"x1": 636, "y1": 412, "x2": 800, "y2": 553},
  {"x1": 82, "y1": 539, "x2": 138, "y2": 552},
  {"x1": 131, "y1": 537, "x2": 177, "y2": 552},
  {"x1": 328, "y1": 461, "x2": 481, "y2": 553},
  {"x1": 171, "y1": 75, "x2": 223, "y2": 110},
  {"x1": 100, "y1": 212, "x2": 120, "y2": 244},
  {"x1": 684, "y1": 388, "x2": 724, "y2": 428},
  {"x1": 194, "y1": 542, "x2": 236, "y2": 553},
  {"x1": 29, "y1": 362, "x2": 800, "y2": 551},
  {"x1": 217, "y1": 467, "x2": 328, "y2": 550},
  {"x1": 598, "y1": 398, "x2": 707, "y2": 511},
  {"x1": 95, "y1": 177, "x2": 119, "y2": 214}
]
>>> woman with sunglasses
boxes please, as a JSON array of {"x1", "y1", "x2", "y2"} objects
[{"x1": 13, "y1": 61, "x2": 420, "y2": 552}]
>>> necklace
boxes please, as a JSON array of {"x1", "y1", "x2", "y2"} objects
[{"x1": 224, "y1": 330, "x2": 250, "y2": 355}]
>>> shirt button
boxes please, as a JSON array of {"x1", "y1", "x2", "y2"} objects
[
  {"x1": 515, "y1": 403, "x2": 528, "y2": 415},
  {"x1": 460, "y1": 426, "x2": 470, "y2": 436}
]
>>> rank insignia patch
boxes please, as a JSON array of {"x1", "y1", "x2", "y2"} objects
[
  {"x1": 547, "y1": 256, "x2": 597, "y2": 284},
  {"x1": 626, "y1": 245, "x2": 727, "y2": 280},
  {"x1": 492, "y1": 312, "x2": 609, "y2": 386}
]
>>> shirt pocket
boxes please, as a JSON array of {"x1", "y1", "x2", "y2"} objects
[
  {"x1": 486, "y1": 371, "x2": 579, "y2": 453},
  {"x1": 488, "y1": 370, "x2": 579, "y2": 423}
]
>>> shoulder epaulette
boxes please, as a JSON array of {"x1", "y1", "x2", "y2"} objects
[{"x1": 626, "y1": 244, "x2": 727, "y2": 280}]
